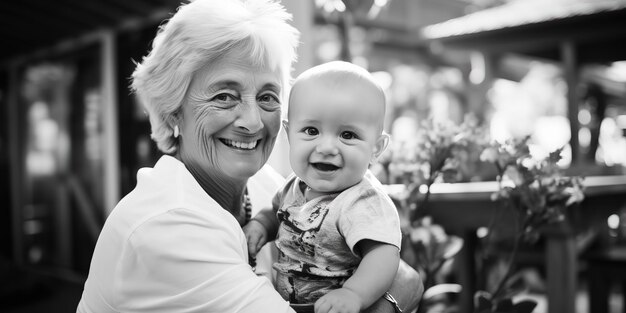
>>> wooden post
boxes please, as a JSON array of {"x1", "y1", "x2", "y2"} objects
[
  {"x1": 466, "y1": 52, "x2": 498, "y2": 124},
  {"x1": 546, "y1": 233, "x2": 577, "y2": 313},
  {"x1": 268, "y1": 0, "x2": 315, "y2": 177},
  {"x1": 7, "y1": 65, "x2": 23, "y2": 265},
  {"x1": 458, "y1": 230, "x2": 478, "y2": 312},
  {"x1": 544, "y1": 220, "x2": 577, "y2": 313},
  {"x1": 561, "y1": 41, "x2": 579, "y2": 164},
  {"x1": 101, "y1": 30, "x2": 120, "y2": 216}
]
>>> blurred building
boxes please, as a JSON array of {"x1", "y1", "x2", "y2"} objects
[{"x1": 421, "y1": 0, "x2": 626, "y2": 168}]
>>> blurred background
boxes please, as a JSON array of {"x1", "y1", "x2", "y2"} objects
[{"x1": 0, "y1": 0, "x2": 625, "y2": 312}]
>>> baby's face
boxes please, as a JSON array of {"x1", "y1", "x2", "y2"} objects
[{"x1": 286, "y1": 77, "x2": 386, "y2": 194}]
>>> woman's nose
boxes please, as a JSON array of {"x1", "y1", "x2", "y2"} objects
[
  {"x1": 315, "y1": 136, "x2": 339, "y2": 155},
  {"x1": 234, "y1": 101, "x2": 263, "y2": 133}
]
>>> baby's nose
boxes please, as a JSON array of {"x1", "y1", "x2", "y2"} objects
[{"x1": 315, "y1": 136, "x2": 339, "y2": 155}]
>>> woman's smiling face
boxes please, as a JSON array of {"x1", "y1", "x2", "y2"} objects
[{"x1": 177, "y1": 52, "x2": 283, "y2": 181}]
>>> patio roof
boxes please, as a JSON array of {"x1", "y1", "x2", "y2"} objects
[{"x1": 420, "y1": 0, "x2": 626, "y2": 63}]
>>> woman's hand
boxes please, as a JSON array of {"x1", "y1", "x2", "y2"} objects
[
  {"x1": 314, "y1": 288, "x2": 362, "y2": 313},
  {"x1": 363, "y1": 260, "x2": 423, "y2": 313},
  {"x1": 242, "y1": 219, "x2": 269, "y2": 258}
]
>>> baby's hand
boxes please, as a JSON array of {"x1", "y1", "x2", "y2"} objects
[
  {"x1": 242, "y1": 220, "x2": 268, "y2": 258},
  {"x1": 314, "y1": 288, "x2": 361, "y2": 313}
]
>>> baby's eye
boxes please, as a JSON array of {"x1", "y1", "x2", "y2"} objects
[
  {"x1": 340, "y1": 131, "x2": 358, "y2": 140},
  {"x1": 303, "y1": 127, "x2": 319, "y2": 136}
]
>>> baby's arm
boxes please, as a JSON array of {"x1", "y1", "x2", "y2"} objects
[
  {"x1": 243, "y1": 208, "x2": 279, "y2": 258},
  {"x1": 245, "y1": 179, "x2": 289, "y2": 259},
  {"x1": 314, "y1": 240, "x2": 400, "y2": 313}
]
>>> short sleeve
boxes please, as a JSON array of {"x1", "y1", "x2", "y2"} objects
[
  {"x1": 336, "y1": 187, "x2": 402, "y2": 255},
  {"x1": 120, "y1": 208, "x2": 293, "y2": 313}
]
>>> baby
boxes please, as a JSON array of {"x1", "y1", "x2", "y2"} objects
[{"x1": 244, "y1": 61, "x2": 401, "y2": 313}]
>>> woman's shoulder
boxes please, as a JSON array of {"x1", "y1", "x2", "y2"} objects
[{"x1": 106, "y1": 156, "x2": 233, "y2": 237}]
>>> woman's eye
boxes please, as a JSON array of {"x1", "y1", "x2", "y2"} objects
[
  {"x1": 259, "y1": 94, "x2": 278, "y2": 103},
  {"x1": 340, "y1": 131, "x2": 358, "y2": 140},
  {"x1": 258, "y1": 93, "x2": 281, "y2": 110},
  {"x1": 303, "y1": 127, "x2": 319, "y2": 136},
  {"x1": 212, "y1": 93, "x2": 236, "y2": 102}
]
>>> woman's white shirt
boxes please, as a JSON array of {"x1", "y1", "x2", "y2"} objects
[{"x1": 77, "y1": 155, "x2": 292, "y2": 313}]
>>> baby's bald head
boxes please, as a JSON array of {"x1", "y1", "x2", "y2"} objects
[{"x1": 288, "y1": 61, "x2": 386, "y2": 132}]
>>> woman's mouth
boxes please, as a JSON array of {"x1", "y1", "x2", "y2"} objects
[{"x1": 220, "y1": 139, "x2": 259, "y2": 150}]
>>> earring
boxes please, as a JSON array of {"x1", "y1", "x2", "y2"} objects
[
  {"x1": 369, "y1": 157, "x2": 377, "y2": 165},
  {"x1": 173, "y1": 125, "x2": 180, "y2": 138}
]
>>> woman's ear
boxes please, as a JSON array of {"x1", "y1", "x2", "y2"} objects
[
  {"x1": 282, "y1": 120, "x2": 290, "y2": 140},
  {"x1": 371, "y1": 133, "x2": 390, "y2": 164},
  {"x1": 170, "y1": 114, "x2": 183, "y2": 139}
]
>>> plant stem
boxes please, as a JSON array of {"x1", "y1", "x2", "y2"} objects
[
  {"x1": 484, "y1": 174, "x2": 505, "y2": 244},
  {"x1": 492, "y1": 210, "x2": 531, "y2": 300},
  {"x1": 492, "y1": 232, "x2": 522, "y2": 299}
]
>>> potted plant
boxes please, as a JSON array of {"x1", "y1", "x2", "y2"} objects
[
  {"x1": 387, "y1": 115, "x2": 487, "y2": 312},
  {"x1": 386, "y1": 118, "x2": 585, "y2": 313},
  {"x1": 475, "y1": 136, "x2": 585, "y2": 313}
]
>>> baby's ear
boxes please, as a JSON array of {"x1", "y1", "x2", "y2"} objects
[{"x1": 371, "y1": 132, "x2": 390, "y2": 163}]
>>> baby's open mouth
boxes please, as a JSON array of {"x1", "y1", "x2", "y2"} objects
[
  {"x1": 312, "y1": 162, "x2": 339, "y2": 171},
  {"x1": 220, "y1": 139, "x2": 259, "y2": 150}
]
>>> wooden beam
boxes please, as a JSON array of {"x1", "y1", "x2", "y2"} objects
[
  {"x1": 466, "y1": 52, "x2": 498, "y2": 123},
  {"x1": 269, "y1": 0, "x2": 316, "y2": 177},
  {"x1": 101, "y1": 31, "x2": 121, "y2": 216},
  {"x1": 7, "y1": 66, "x2": 23, "y2": 265},
  {"x1": 429, "y1": 9, "x2": 626, "y2": 62},
  {"x1": 561, "y1": 40, "x2": 580, "y2": 164},
  {"x1": 546, "y1": 235, "x2": 577, "y2": 313}
]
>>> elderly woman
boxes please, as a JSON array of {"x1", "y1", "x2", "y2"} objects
[{"x1": 77, "y1": 0, "x2": 422, "y2": 312}]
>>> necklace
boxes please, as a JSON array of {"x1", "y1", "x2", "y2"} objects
[
  {"x1": 242, "y1": 188, "x2": 252, "y2": 225},
  {"x1": 242, "y1": 188, "x2": 257, "y2": 271}
]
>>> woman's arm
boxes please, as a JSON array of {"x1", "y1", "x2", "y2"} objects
[{"x1": 363, "y1": 259, "x2": 424, "y2": 313}]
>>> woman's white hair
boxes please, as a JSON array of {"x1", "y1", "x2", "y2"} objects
[{"x1": 131, "y1": 0, "x2": 299, "y2": 154}]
